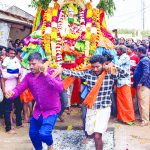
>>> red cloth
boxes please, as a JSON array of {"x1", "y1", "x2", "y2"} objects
[
  {"x1": 117, "y1": 85, "x2": 135, "y2": 123},
  {"x1": 71, "y1": 78, "x2": 81, "y2": 105},
  {"x1": 20, "y1": 89, "x2": 33, "y2": 103},
  {"x1": 101, "y1": 27, "x2": 114, "y2": 42},
  {"x1": 129, "y1": 54, "x2": 139, "y2": 86},
  {"x1": 131, "y1": 87, "x2": 136, "y2": 97}
]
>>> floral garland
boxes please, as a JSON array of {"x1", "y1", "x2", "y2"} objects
[
  {"x1": 96, "y1": 9, "x2": 101, "y2": 47},
  {"x1": 51, "y1": 1, "x2": 60, "y2": 57},
  {"x1": 55, "y1": 9, "x2": 65, "y2": 65},
  {"x1": 78, "y1": 9, "x2": 86, "y2": 40},
  {"x1": 42, "y1": 10, "x2": 52, "y2": 55},
  {"x1": 89, "y1": 9, "x2": 98, "y2": 55},
  {"x1": 84, "y1": 2, "x2": 92, "y2": 57}
]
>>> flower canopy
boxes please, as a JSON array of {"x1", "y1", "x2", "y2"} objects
[{"x1": 22, "y1": 0, "x2": 116, "y2": 70}]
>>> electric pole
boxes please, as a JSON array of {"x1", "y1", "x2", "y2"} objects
[{"x1": 141, "y1": 0, "x2": 145, "y2": 30}]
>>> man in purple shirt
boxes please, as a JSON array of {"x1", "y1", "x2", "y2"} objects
[{"x1": 6, "y1": 52, "x2": 63, "y2": 150}]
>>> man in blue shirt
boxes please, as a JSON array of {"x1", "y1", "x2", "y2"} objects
[{"x1": 134, "y1": 46, "x2": 150, "y2": 126}]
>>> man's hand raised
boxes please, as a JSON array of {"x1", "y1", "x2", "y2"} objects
[
  {"x1": 5, "y1": 90, "x2": 15, "y2": 99},
  {"x1": 39, "y1": 61, "x2": 49, "y2": 76},
  {"x1": 104, "y1": 63, "x2": 118, "y2": 75},
  {"x1": 52, "y1": 67, "x2": 63, "y2": 78}
]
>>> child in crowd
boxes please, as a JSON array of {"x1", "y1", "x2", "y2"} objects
[
  {"x1": 19, "y1": 67, "x2": 33, "y2": 123},
  {"x1": 1, "y1": 48, "x2": 23, "y2": 133}
]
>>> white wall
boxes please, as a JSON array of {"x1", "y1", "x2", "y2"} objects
[{"x1": 0, "y1": 21, "x2": 11, "y2": 46}]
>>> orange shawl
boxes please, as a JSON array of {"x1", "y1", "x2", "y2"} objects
[{"x1": 83, "y1": 71, "x2": 106, "y2": 109}]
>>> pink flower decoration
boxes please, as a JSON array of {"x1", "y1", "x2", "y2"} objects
[
  {"x1": 86, "y1": 18, "x2": 92, "y2": 23},
  {"x1": 52, "y1": 16, "x2": 58, "y2": 22}
]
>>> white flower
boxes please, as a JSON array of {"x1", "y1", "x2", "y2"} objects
[
  {"x1": 45, "y1": 27, "x2": 51, "y2": 34},
  {"x1": 51, "y1": 22, "x2": 58, "y2": 28},
  {"x1": 91, "y1": 27, "x2": 97, "y2": 34},
  {"x1": 86, "y1": 23, "x2": 92, "y2": 28}
]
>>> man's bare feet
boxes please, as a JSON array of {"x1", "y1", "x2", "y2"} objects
[
  {"x1": 66, "y1": 107, "x2": 72, "y2": 115},
  {"x1": 7, "y1": 129, "x2": 17, "y2": 134},
  {"x1": 23, "y1": 119, "x2": 29, "y2": 123},
  {"x1": 16, "y1": 124, "x2": 24, "y2": 129},
  {"x1": 140, "y1": 121, "x2": 149, "y2": 126},
  {"x1": 81, "y1": 138, "x2": 90, "y2": 144},
  {"x1": 58, "y1": 116, "x2": 64, "y2": 122},
  {"x1": 48, "y1": 145, "x2": 54, "y2": 150}
]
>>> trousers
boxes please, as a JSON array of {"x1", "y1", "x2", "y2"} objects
[{"x1": 29, "y1": 114, "x2": 58, "y2": 150}]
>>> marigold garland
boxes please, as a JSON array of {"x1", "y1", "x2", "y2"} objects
[
  {"x1": 85, "y1": 2, "x2": 93, "y2": 57},
  {"x1": 29, "y1": 1, "x2": 115, "y2": 70},
  {"x1": 42, "y1": 10, "x2": 51, "y2": 54},
  {"x1": 51, "y1": 1, "x2": 60, "y2": 57}
]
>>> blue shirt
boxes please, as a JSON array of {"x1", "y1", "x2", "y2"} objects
[{"x1": 134, "y1": 56, "x2": 150, "y2": 89}]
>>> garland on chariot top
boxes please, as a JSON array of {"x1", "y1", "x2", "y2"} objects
[
  {"x1": 22, "y1": 0, "x2": 116, "y2": 71},
  {"x1": 20, "y1": 0, "x2": 120, "y2": 107}
]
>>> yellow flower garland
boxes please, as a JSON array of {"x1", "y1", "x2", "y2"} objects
[
  {"x1": 42, "y1": 10, "x2": 51, "y2": 55},
  {"x1": 85, "y1": 2, "x2": 93, "y2": 57},
  {"x1": 51, "y1": 1, "x2": 60, "y2": 57}
]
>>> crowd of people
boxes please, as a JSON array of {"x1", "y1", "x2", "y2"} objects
[{"x1": 0, "y1": 36, "x2": 149, "y2": 150}]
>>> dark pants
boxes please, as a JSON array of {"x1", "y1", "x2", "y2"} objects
[
  {"x1": 29, "y1": 114, "x2": 58, "y2": 150},
  {"x1": 59, "y1": 89, "x2": 68, "y2": 116},
  {"x1": 0, "y1": 100, "x2": 4, "y2": 117},
  {"x1": 4, "y1": 97, "x2": 23, "y2": 132},
  {"x1": 81, "y1": 103, "x2": 88, "y2": 137},
  {"x1": 111, "y1": 92, "x2": 117, "y2": 117}
]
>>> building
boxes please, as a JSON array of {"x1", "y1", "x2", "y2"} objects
[{"x1": 0, "y1": 5, "x2": 33, "y2": 47}]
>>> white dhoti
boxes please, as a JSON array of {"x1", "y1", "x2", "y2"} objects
[{"x1": 85, "y1": 107, "x2": 111, "y2": 135}]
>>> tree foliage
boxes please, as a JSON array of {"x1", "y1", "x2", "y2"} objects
[
  {"x1": 97, "y1": 0, "x2": 116, "y2": 17},
  {"x1": 29, "y1": 0, "x2": 52, "y2": 10},
  {"x1": 30, "y1": 0, "x2": 117, "y2": 16}
]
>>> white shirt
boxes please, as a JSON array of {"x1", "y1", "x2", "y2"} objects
[{"x1": 2, "y1": 57, "x2": 21, "y2": 70}]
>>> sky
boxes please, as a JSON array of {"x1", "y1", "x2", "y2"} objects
[{"x1": 0, "y1": 0, "x2": 150, "y2": 30}]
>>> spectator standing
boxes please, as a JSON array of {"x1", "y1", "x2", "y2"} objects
[
  {"x1": 1, "y1": 48, "x2": 22, "y2": 133},
  {"x1": 118, "y1": 37, "x2": 125, "y2": 45},
  {"x1": 19, "y1": 67, "x2": 33, "y2": 123},
  {"x1": 134, "y1": 46, "x2": 150, "y2": 126},
  {"x1": 126, "y1": 44, "x2": 139, "y2": 113},
  {"x1": 116, "y1": 45, "x2": 135, "y2": 125}
]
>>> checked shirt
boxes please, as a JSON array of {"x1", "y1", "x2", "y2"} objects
[{"x1": 63, "y1": 67, "x2": 128, "y2": 110}]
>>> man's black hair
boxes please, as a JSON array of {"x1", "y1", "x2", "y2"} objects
[
  {"x1": 28, "y1": 52, "x2": 42, "y2": 61},
  {"x1": 137, "y1": 46, "x2": 147, "y2": 54},
  {"x1": 0, "y1": 45, "x2": 6, "y2": 51},
  {"x1": 103, "y1": 53, "x2": 114, "y2": 62},
  {"x1": 15, "y1": 47, "x2": 23, "y2": 53},
  {"x1": 89, "y1": 55, "x2": 106, "y2": 64},
  {"x1": 125, "y1": 44, "x2": 134, "y2": 50},
  {"x1": 7, "y1": 47, "x2": 17, "y2": 54}
]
